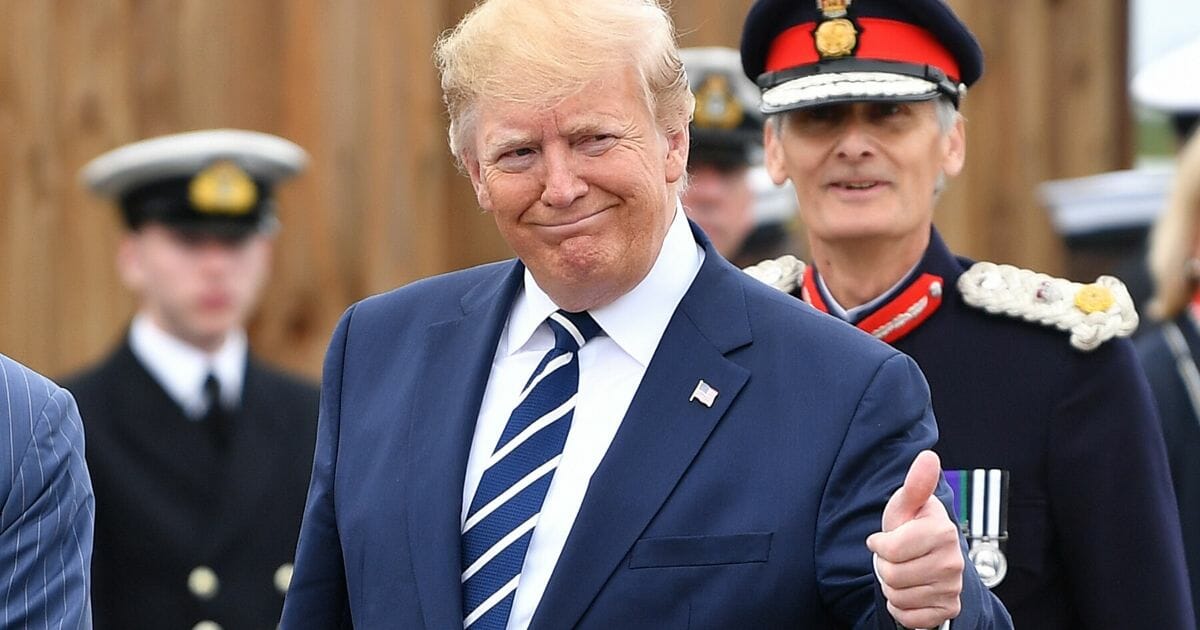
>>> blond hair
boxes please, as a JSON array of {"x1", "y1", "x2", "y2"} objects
[
  {"x1": 433, "y1": 0, "x2": 693, "y2": 166},
  {"x1": 1148, "y1": 130, "x2": 1200, "y2": 320}
]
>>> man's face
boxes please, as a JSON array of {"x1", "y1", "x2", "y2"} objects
[
  {"x1": 682, "y1": 163, "x2": 755, "y2": 259},
  {"x1": 463, "y1": 68, "x2": 688, "y2": 312},
  {"x1": 764, "y1": 101, "x2": 964, "y2": 248},
  {"x1": 118, "y1": 224, "x2": 272, "y2": 351}
]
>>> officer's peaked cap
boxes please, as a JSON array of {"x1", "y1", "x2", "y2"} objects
[
  {"x1": 82, "y1": 129, "x2": 309, "y2": 238},
  {"x1": 740, "y1": 0, "x2": 983, "y2": 114}
]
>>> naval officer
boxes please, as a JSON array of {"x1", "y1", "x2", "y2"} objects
[{"x1": 66, "y1": 129, "x2": 320, "y2": 630}]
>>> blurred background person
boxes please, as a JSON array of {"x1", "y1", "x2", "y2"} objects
[
  {"x1": 679, "y1": 46, "x2": 802, "y2": 267},
  {"x1": 1, "y1": 353, "x2": 94, "y2": 628},
  {"x1": 1135, "y1": 127, "x2": 1200, "y2": 627},
  {"x1": 1039, "y1": 33, "x2": 1200, "y2": 315},
  {"x1": 64, "y1": 129, "x2": 320, "y2": 630}
]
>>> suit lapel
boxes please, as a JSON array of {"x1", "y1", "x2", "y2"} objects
[
  {"x1": 531, "y1": 249, "x2": 753, "y2": 630},
  {"x1": 406, "y1": 261, "x2": 525, "y2": 629}
]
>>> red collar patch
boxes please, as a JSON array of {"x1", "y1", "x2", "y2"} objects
[{"x1": 802, "y1": 266, "x2": 944, "y2": 344}]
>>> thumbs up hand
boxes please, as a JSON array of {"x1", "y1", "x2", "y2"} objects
[{"x1": 866, "y1": 450, "x2": 964, "y2": 629}]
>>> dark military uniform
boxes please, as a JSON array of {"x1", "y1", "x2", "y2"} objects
[
  {"x1": 777, "y1": 230, "x2": 1192, "y2": 629},
  {"x1": 65, "y1": 340, "x2": 317, "y2": 630},
  {"x1": 1136, "y1": 314, "x2": 1200, "y2": 625},
  {"x1": 70, "y1": 128, "x2": 317, "y2": 629}
]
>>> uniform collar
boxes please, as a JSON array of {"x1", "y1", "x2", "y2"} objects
[
  {"x1": 504, "y1": 200, "x2": 705, "y2": 366},
  {"x1": 813, "y1": 260, "x2": 922, "y2": 323},
  {"x1": 129, "y1": 313, "x2": 247, "y2": 418},
  {"x1": 802, "y1": 227, "x2": 954, "y2": 344}
]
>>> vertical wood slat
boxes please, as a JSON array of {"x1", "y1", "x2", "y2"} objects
[{"x1": 0, "y1": 0, "x2": 1130, "y2": 379}]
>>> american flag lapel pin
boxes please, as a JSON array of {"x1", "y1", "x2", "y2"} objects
[{"x1": 690, "y1": 380, "x2": 718, "y2": 408}]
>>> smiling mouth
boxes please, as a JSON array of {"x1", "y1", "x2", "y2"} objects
[
  {"x1": 538, "y1": 207, "x2": 610, "y2": 229},
  {"x1": 830, "y1": 181, "x2": 885, "y2": 190}
]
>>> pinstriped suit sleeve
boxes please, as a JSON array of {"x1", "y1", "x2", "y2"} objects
[{"x1": 1, "y1": 355, "x2": 95, "y2": 629}]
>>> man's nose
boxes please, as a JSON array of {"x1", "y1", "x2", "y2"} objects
[
  {"x1": 834, "y1": 122, "x2": 876, "y2": 161},
  {"x1": 195, "y1": 241, "x2": 238, "y2": 269},
  {"x1": 540, "y1": 147, "x2": 588, "y2": 208}
]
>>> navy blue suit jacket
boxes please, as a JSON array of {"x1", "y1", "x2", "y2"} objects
[{"x1": 281, "y1": 229, "x2": 1009, "y2": 629}]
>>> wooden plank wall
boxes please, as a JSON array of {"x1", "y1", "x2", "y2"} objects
[{"x1": 0, "y1": 0, "x2": 1129, "y2": 380}]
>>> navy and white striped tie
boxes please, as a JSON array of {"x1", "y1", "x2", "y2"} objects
[{"x1": 461, "y1": 309, "x2": 603, "y2": 629}]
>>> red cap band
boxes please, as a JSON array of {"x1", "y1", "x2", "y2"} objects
[{"x1": 765, "y1": 17, "x2": 961, "y2": 83}]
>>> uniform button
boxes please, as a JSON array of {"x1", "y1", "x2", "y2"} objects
[
  {"x1": 929, "y1": 281, "x2": 943, "y2": 298},
  {"x1": 188, "y1": 566, "x2": 220, "y2": 600},
  {"x1": 274, "y1": 562, "x2": 294, "y2": 595},
  {"x1": 193, "y1": 622, "x2": 222, "y2": 630}
]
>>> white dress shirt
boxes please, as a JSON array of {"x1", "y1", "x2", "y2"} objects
[
  {"x1": 129, "y1": 313, "x2": 247, "y2": 419},
  {"x1": 461, "y1": 203, "x2": 704, "y2": 630}
]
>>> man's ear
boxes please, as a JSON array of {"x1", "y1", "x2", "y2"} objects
[
  {"x1": 941, "y1": 115, "x2": 967, "y2": 178},
  {"x1": 763, "y1": 119, "x2": 791, "y2": 186},
  {"x1": 116, "y1": 234, "x2": 144, "y2": 291},
  {"x1": 665, "y1": 126, "x2": 690, "y2": 184},
  {"x1": 463, "y1": 154, "x2": 492, "y2": 211}
]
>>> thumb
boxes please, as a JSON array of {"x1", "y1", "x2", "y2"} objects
[{"x1": 882, "y1": 449, "x2": 941, "y2": 531}]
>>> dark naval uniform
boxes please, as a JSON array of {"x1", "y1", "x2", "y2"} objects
[
  {"x1": 749, "y1": 229, "x2": 1193, "y2": 629},
  {"x1": 1136, "y1": 313, "x2": 1200, "y2": 625},
  {"x1": 65, "y1": 340, "x2": 318, "y2": 630}
]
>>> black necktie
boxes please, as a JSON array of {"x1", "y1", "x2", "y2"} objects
[{"x1": 202, "y1": 373, "x2": 230, "y2": 449}]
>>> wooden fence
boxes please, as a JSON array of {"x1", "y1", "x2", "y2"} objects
[{"x1": 0, "y1": 0, "x2": 1129, "y2": 379}]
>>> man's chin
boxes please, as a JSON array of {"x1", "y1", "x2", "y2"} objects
[{"x1": 178, "y1": 318, "x2": 241, "y2": 349}]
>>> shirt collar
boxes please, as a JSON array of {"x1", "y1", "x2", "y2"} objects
[
  {"x1": 816, "y1": 258, "x2": 922, "y2": 324},
  {"x1": 129, "y1": 313, "x2": 247, "y2": 417},
  {"x1": 504, "y1": 200, "x2": 704, "y2": 366}
]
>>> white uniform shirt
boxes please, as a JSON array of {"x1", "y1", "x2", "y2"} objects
[
  {"x1": 461, "y1": 203, "x2": 704, "y2": 630},
  {"x1": 128, "y1": 313, "x2": 247, "y2": 419}
]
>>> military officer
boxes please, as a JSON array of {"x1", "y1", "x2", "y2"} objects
[
  {"x1": 739, "y1": 0, "x2": 1194, "y2": 628},
  {"x1": 64, "y1": 129, "x2": 320, "y2": 630},
  {"x1": 680, "y1": 46, "x2": 800, "y2": 267}
]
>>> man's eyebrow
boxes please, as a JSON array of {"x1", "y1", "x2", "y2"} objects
[
  {"x1": 481, "y1": 130, "x2": 537, "y2": 153},
  {"x1": 560, "y1": 116, "x2": 617, "y2": 136}
]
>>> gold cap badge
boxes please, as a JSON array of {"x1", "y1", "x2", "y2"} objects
[
  {"x1": 693, "y1": 74, "x2": 745, "y2": 130},
  {"x1": 188, "y1": 160, "x2": 258, "y2": 215},
  {"x1": 815, "y1": 18, "x2": 858, "y2": 59},
  {"x1": 818, "y1": 0, "x2": 851, "y2": 18}
]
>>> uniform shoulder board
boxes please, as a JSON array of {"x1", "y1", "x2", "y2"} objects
[
  {"x1": 743, "y1": 255, "x2": 805, "y2": 293},
  {"x1": 957, "y1": 261, "x2": 1139, "y2": 351}
]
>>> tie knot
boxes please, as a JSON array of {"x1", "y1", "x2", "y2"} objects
[
  {"x1": 547, "y1": 310, "x2": 602, "y2": 351},
  {"x1": 203, "y1": 373, "x2": 221, "y2": 403}
]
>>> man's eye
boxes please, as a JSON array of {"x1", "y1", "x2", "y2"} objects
[
  {"x1": 871, "y1": 103, "x2": 904, "y2": 118},
  {"x1": 792, "y1": 105, "x2": 844, "y2": 126},
  {"x1": 492, "y1": 147, "x2": 538, "y2": 172},
  {"x1": 579, "y1": 134, "x2": 616, "y2": 148}
]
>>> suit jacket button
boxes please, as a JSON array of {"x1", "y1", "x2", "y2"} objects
[
  {"x1": 274, "y1": 563, "x2": 294, "y2": 595},
  {"x1": 188, "y1": 566, "x2": 220, "y2": 600},
  {"x1": 193, "y1": 622, "x2": 222, "y2": 630}
]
